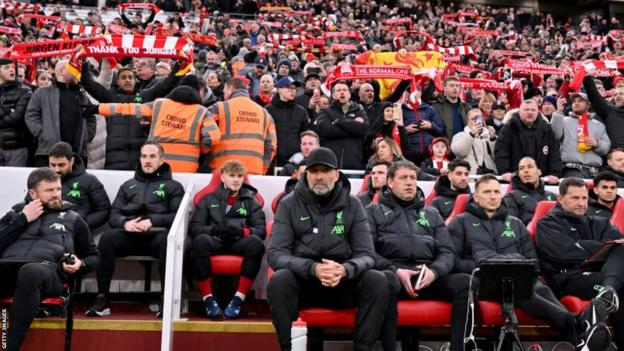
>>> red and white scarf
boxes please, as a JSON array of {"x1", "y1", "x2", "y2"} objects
[
  {"x1": 64, "y1": 23, "x2": 101, "y2": 36},
  {"x1": 570, "y1": 60, "x2": 624, "y2": 91},
  {"x1": 457, "y1": 78, "x2": 523, "y2": 108},
  {"x1": 504, "y1": 59, "x2": 569, "y2": 75}
]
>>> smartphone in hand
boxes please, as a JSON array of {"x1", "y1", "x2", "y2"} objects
[{"x1": 411, "y1": 265, "x2": 426, "y2": 290}]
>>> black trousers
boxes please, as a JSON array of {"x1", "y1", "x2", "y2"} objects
[
  {"x1": 95, "y1": 229, "x2": 167, "y2": 295},
  {"x1": 267, "y1": 269, "x2": 389, "y2": 351},
  {"x1": 511, "y1": 280, "x2": 577, "y2": 342},
  {"x1": 0, "y1": 263, "x2": 63, "y2": 351},
  {"x1": 190, "y1": 234, "x2": 265, "y2": 280},
  {"x1": 552, "y1": 245, "x2": 624, "y2": 348}
]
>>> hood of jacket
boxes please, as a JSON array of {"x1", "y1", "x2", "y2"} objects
[
  {"x1": 294, "y1": 171, "x2": 351, "y2": 212},
  {"x1": 377, "y1": 186, "x2": 425, "y2": 211},
  {"x1": 434, "y1": 175, "x2": 471, "y2": 198},
  {"x1": 134, "y1": 162, "x2": 173, "y2": 183},
  {"x1": 63, "y1": 153, "x2": 86, "y2": 182},
  {"x1": 511, "y1": 173, "x2": 546, "y2": 195},
  {"x1": 465, "y1": 197, "x2": 509, "y2": 221},
  {"x1": 166, "y1": 85, "x2": 202, "y2": 104}
]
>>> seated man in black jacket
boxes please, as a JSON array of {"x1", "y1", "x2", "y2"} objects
[
  {"x1": 267, "y1": 147, "x2": 390, "y2": 351},
  {"x1": 367, "y1": 160, "x2": 471, "y2": 351},
  {"x1": 503, "y1": 157, "x2": 557, "y2": 224},
  {"x1": 0, "y1": 168, "x2": 99, "y2": 351},
  {"x1": 537, "y1": 177, "x2": 624, "y2": 349},
  {"x1": 430, "y1": 159, "x2": 471, "y2": 220},
  {"x1": 278, "y1": 130, "x2": 320, "y2": 177},
  {"x1": 587, "y1": 171, "x2": 620, "y2": 219},
  {"x1": 449, "y1": 175, "x2": 612, "y2": 351},
  {"x1": 189, "y1": 160, "x2": 266, "y2": 319},
  {"x1": 48, "y1": 142, "x2": 111, "y2": 231},
  {"x1": 603, "y1": 148, "x2": 624, "y2": 187},
  {"x1": 86, "y1": 141, "x2": 184, "y2": 317}
]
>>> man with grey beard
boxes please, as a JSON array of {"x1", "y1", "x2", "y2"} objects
[
  {"x1": 267, "y1": 147, "x2": 391, "y2": 351},
  {"x1": 584, "y1": 76, "x2": 624, "y2": 148}
]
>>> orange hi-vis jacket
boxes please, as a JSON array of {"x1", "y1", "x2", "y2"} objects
[
  {"x1": 98, "y1": 98, "x2": 221, "y2": 173},
  {"x1": 207, "y1": 92, "x2": 277, "y2": 175}
]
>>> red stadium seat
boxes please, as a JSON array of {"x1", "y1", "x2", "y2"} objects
[
  {"x1": 271, "y1": 191, "x2": 286, "y2": 214},
  {"x1": 445, "y1": 194, "x2": 470, "y2": 225},
  {"x1": 610, "y1": 199, "x2": 624, "y2": 233},
  {"x1": 424, "y1": 189, "x2": 437, "y2": 205},
  {"x1": 359, "y1": 175, "x2": 371, "y2": 194},
  {"x1": 193, "y1": 169, "x2": 265, "y2": 277},
  {"x1": 526, "y1": 201, "x2": 556, "y2": 241}
]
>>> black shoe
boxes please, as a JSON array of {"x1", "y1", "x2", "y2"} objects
[
  {"x1": 576, "y1": 322, "x2": 611, "y2": 351},
  {"x1": 577, "y1": 298, "x2": 609, "y2": 332},
  {"x1": 86, "y1": 295, "x2": 111, "y2": 317},
  {"x1": 596, "y1": 285, "x2": 619, "y2": 314}
]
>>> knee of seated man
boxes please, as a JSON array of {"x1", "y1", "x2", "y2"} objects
[
  {"x1": 359, "y1": 269, "x2": 388, "y2": 290},
  {"x1": 242, "y1": 235, "x2": 266, "y2": 256},
  {"x1": 16, "y1": 263, "x2": 49, "y2": 287},
  {"x1": 382, "y1": 270, "x2": 401, "y2": 295},
  {"x1": 190, "y1": 234, "x2": 215, "y2": 253},
  {"x1": 267, "y1": 269, "x2": 297, "y2": 297}
]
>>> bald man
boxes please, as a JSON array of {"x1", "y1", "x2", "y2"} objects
[
  {"x1": 358, "y1": 82, "x2": 390, "y2": 161},
  {"x1": 26, "y1": 60, "x2": 96, "y2": 166}
]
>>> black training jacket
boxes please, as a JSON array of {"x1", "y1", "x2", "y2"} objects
[
  {"x1": 61, "y1": 155, "x2": 111, "y2": 229},
  {"x1": 265, "y1": 94, "x2": 310, "y2": 166},
  {"x1": 0, "y1": 200, "x2": 99, "y2": 274},
  {"x1": 267, "y1": 172, "x2": 375, "y2": 280},
  {"x1": 429, "y1": 175, "x2": 471, "y2": 220},
  {"x1": 189, "y1": 183, "x2": 266, "y2": 239},
  {"x1": 366, "y1": 189, "x2": 455, "y2": 278},
  {"x1": 109, "y1": 163, "x2": 184, "y2": 229},
  {"x1": 448, "y1": 199, "x2": 535, "y2": 274},
  {"x1": 0, "y1": 81, "x2": 32, "y2": 150},
  {"x1": 503, "y1": 174, "x2": 557, "y2": 225},
  {"x1": 535, "y1": 204, "x2": 621, "y2": 287}
]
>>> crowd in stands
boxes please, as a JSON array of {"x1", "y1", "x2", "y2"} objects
[{"x1": 5, "y1": 0, "x2": 624, "y2": 351}]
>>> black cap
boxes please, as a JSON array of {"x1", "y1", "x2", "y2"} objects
[
  {"x1": 0, "y1": 57, "x2": 13, "y2": 66},
  {"x1": 492, "y1": 101, "x2": 506, "y2": 111},
  {"x1": 306, "y1": 147, "x2": 338, "y2": 169},
  {"x1": 304, "y1": 73, "x2": 321, "y2": 82}
]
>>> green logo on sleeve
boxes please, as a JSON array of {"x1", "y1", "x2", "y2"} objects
[
  {"x1": 67, "y1": 182, "x2": 81, "y2": 198},
  {"x1": 153, "y1": 183, "x2": 166, "y2": 198},
  {"x1": 210, "y1": 203, "x2": 220, "y2": 208},
  {"x1": 501, "y1": 220, "x2": 516, "y2": 238}
]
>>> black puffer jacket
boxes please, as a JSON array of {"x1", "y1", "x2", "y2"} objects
[
  {"x1": 494, "y1": 113, "x2": 562, "y2": 177},
  {"x1": 366, "y1": 189, "x2": 455, "y2": 277},
  {"x1": 267, "y1": 172, "x2": 375, "y2": 280},
  {"x1": 0, "y1": 81, "x2": 32, "y2": 150},
  {"x1": 61, "y1": 155, "x2": 111, "y2": 229},
  {"x1": 503, "y1": 174, "x2": 557, "y2": 224},
  {"x1": 189, "y1": 183, "x2": 266, "y2": 239},
  {"x1": 429, "y1": 175, "x2": 471, "y2": 220},
  {"x1": 109, "y1": 163, "x2": 185, "y2": 229},
  {"x1": 265, "y1": 94, "x2": 310, "y2": 166},
  {"x1": 448, "y1": 199, "x2": 535, "y2": 274},
  {"x1": 586, "y1": 193, "x2": 618, "y2": 219},
  {"x1": 0, "y1": 199, "x2": 99, "y2": 274},
  {"x1": 536, "y1": 204, "x2": 621, "y2": 288},
  {"x1": 315, "y1": 101, "x2": 369, "y2": 170}
]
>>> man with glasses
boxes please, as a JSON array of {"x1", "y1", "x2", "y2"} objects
[{"x1": 266, "y1": 77, "x2": 310, "y2": 167}]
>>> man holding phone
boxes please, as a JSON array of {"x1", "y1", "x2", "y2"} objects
[{"x1": 366, "y1": 160, "x2": 472, "y2": 351}]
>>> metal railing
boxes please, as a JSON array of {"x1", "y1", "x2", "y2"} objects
[{"x1": 160, "y1": 183, "x2": 194, "y2": 351}]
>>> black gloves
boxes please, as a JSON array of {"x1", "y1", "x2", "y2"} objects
[
  {"x1": 83, "y1": 102, "x2": 100, "y2": 116},
  {"x1": 212, "y1": 225, "x2": 244, "y2": 242}
]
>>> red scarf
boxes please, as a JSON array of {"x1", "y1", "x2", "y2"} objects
[{"x1": 258, "y1": 92, "x2": 272, "y2": 106}]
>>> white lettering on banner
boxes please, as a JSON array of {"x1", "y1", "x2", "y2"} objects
[
  {"x1": 88, "y1": 46, "x2": 119, "y2": 54},
  {"x1": 144, "y1": 48, "x2": 177, "y2": 55}
]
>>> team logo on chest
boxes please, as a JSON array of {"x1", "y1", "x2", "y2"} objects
[
  {"x1": 68, "y1": 182, "x2": 81, "y2": 198},
  {"x1": 49, "y1": 223, "x2": 67, "y2": 232},
  {"x1": 331, "y1": 210, "x2": 345, "y2": 235}
]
